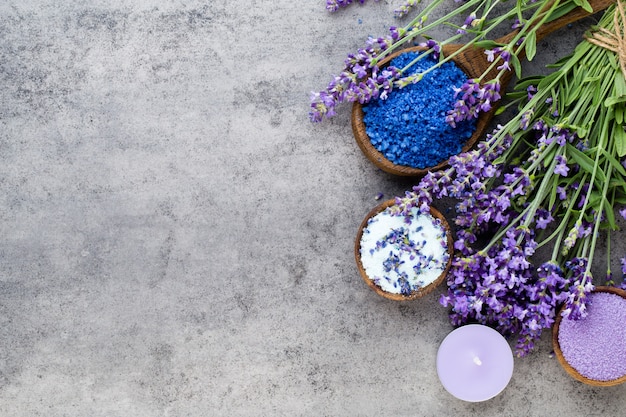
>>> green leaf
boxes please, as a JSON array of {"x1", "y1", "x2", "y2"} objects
[
  {"x1": 608, "y1": 52, "x2": 618, "y2": 71},
  {"x1": 603, "y1": 196, "x2": 616, "y2": 230},
  {"x1": 537, "y1": 71, "x2": 561, "y2": 91},
  {"x1": 605, "y1": 75, "x2": 626, "y2": 111},
  {"x1": 614, "y1": 196, "x2": 626, "y2": 205},
  {"x1": 510, "y1": 53, "x2": 522, "y2": 79},
  {"x1": 567, "y1": 67, "x2": 599, "y2": 107},
  {"x1": 582, "y1": 75, "x2": 602, "y2": 83},
  {"x1": 604, "y1": 95, "x2": 626, "y2": 107},
  {"x1": 514, "y1": 76, "x2": 543, "y2": 91},
  {"x1": 594, "y1": 80, "x2": 605, "y2": 107},
  {"x1": 615, "y1": 72, "x2": 626, "y2": 96},
  {"x1": 546, "y1": 53, "x2": 573, "y2": 69},
  {"x1": 548, "y1": 180, "x2": 558, "y2": 211},
  {"x1": 565, "y1": 79, "x2": 582, "y2": 107},
  {"x1": 546, "y1": 3, "x2": 580, "y2": 22},
  {"x1": 574, "y1": 0, "x2": 594, "y2": 13},
  {"x1": 495, "y1": 106, "x2": 507, "y2": 115},
  {"x1": 576, "y1": 123, "x2": 589, "y2": 138},
  {"x1": 616, "y1": 106, "x2": 624, "y2": 125},
  {"x1": 587, "y1": 191, "x2": 602, "y2": 207},
  {"x1": 614, "y1": 124, "x2": 626, "y2": 157},
  {"x1": 474, "y1": 40, "x2": 501, "y2": 49},
  {"x1": 600, "y1": 147, "x2": 626, "y2": 176},
  {"x1": 609, "y1": 178, "x2": 626, "y2": 192},
  {"x1": 493, "y1": 155, "x2": 506, "y2": 166},
  {"x1": 543, "y1": 147, "x2": 558, "y2": 169},
  {"x1": 567, "y1": 144, "x2": 607, "y2": 183},
  {"x1": 525, "y1": 31, "x2": 537, "y2": 61},
  {"x1": 584, "y1": 212, "x2": 597, "y2": 223},
  {"x1": 608, "y1": 106, "x2": 616, "y2": 123}
]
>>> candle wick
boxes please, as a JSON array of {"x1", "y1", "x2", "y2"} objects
[{"x1": 473, "y1": 356, "x2": 482, "y2": 366}]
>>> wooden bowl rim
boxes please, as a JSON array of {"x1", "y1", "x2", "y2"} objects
[
  {"x1": 552, "y1": 286, "x2": 626, "y2": 386},
  {"x1": 351, "y1": 45, "x2": 497, "y2": 177},
  {"x1": 354, "y1": 199, "x2": 453, "y2": 301}
]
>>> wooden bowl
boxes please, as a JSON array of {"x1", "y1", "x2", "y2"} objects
[
  {"x1": 552, "y1": 286, "x2": 626, "y2": 386},
  {"x1": 351, "y1": 46, "x2": 497, "y2": 177},
  {"x1": 354, "y1": 199, "x2": 453, "y2": 301}
]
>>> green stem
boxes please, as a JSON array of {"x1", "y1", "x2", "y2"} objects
[
  {"x1": 584, "y1": 161, "x2": 612, "y2": 279},
  {"x1": 511, "y1": 0, "x2": 564, "y2": 57},
  {"x1": 522, "y1": 150, "x2": 561, "y2": 230},
  {"x1": 376, "y1": 0, "x2": 479, "y2": 63},
  {"x1": 390, "y1": 0, "x2": 549, "y2": 83},
  {"x1": 479, "y1": 205, "x2": 534, "y2": 254},
  {"x1": 536, "y1": 173, "x2": 588, "y2": 255},
  {"x1": 398, "y1": 4, "x2": 525, "y2": 83},
  {"x1": 473, "y1": 0, "x2": 565, "y2": 83}
]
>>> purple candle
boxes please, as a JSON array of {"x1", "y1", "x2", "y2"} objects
[{"x1": 437, "y1": 324, "x2": 514, "y2": 402}]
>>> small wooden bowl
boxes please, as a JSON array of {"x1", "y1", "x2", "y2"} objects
[
  {"x1": 351, "y1": 46, "x2": 497, "y2": 177},
  {"x1": 552, "y1": 286, "x2": 626, "y2": 386},
  {"x1": 354, "y1": 199, "x2": 453, "y2": 301}
]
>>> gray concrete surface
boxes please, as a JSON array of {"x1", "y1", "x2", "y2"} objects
[{"x1": 1, "y1": 1, "x2": 625, "y2": 416}]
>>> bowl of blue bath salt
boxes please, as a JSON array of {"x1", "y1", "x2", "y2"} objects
[
  {"x1": 352, "y1": 47, "x2": 482, "y2": 176},
  {"x1": 354, "y1": 199, "x2": 453, "y2": 301},
  {"x1": 553, "y1": 286, "x2": 626, "y2": 386}
]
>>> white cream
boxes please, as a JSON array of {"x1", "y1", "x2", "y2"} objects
[{"x1": 360, "y1": 207, "x2": 448, "y2": 294}]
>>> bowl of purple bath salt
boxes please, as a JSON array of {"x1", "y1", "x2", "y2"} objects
[
  {"x1": 553, "y1": 286, "x2": 626, "y2": 386},
  {"x1": 352, "y1": 47, "x2": 485, "y2": 177}
]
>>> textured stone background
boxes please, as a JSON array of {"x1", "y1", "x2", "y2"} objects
[{"x1": 1, "y1": 1, "x2": 625, "y2": 416}]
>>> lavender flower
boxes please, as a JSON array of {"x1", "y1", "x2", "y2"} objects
[
  {"x1": 418, "y1": 39, "x2": 441, "y2": 60},
  {"x1": 560, "y1": 258, "x2": 594, "y2": 320},
  {"x1": 394, "y1": 0, "x2": 421, "y2": 18},
  {"x1": 457, "y1": 12, "x2": 478, "y2": 34},
  {"x1": 554, "y1": 155, "x2": 570, "y2": 176},
  {"x1": 446, "y1": 80, "x2": 501, "y2": 127},
  {"x1": 485, "y1": 47, "x2": 513, "y2": 72},
  {"x1": 535, "y1": 209, "x2": 554, "y2": 229},
  {"x1": 326, "y1": 0, "x2": 375, "y2": 12}
]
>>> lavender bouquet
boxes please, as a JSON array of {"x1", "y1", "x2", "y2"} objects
[
  {"x1": 311, "y1": 0, "x2": 595, "y2": 123},
  {"x1": 392, "y1": 2, "x2": 626, "y2": 356}
]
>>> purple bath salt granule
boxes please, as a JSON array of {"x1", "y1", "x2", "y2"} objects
[{"x1": 558, "y1": 292, "x2": 626, "y2": 381}]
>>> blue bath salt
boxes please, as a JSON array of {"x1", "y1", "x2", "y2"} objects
[{"x1": 363, "y1": 51, "x2": 476, "y2": 169}]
